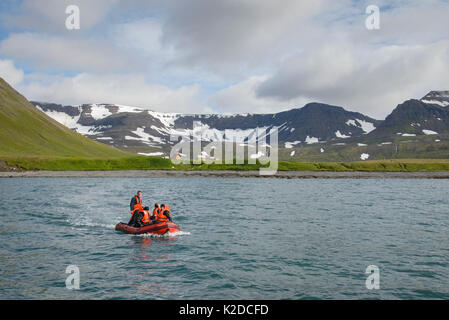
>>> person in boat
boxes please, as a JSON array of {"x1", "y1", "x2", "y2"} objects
[
  {"x1": 128, "y1": 204, "x2": 151, "y2": 227},
  {"x1": 130, "y1": 191, "x2": 144, "y2": 212},
  {"x1": 128, "y1": 203, "x2": 143, "y2": 227},
  {"x1": 141, "y1": 206, "x2": 152, "y2": 226},
  {"x1": 154, "y1": 204, "x2": 172, "y2": 222},
  {"x1": 152, "y1": 203, "x2": 161, "y2": 221}
]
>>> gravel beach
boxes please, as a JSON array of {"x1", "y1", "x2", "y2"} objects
[{"x1": 2, "y1": 170, "x2": 449, "y2": 179}]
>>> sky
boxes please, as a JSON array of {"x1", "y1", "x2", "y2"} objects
[{"x1": 0, "y1": 0, "x2": 448, "y2": 119}]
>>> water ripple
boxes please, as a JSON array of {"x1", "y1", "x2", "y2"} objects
[{"x1": 0, "y1": 178, "x2": 448, "y2": 299}]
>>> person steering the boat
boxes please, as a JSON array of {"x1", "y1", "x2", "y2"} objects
[{"x1": 130, "y1": 190, "x2": 144, "y2": 212}]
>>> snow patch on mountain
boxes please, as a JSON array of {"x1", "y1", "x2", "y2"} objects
[
  {"x1": 345, "y1": 119, "x2": 376, "y2": 133},
  {"x1": 305, "y1": 136, "x2": 319, "y2": 144},
  {"x1": 90, "y1": 104, "x2": 112, "y2": 120},
  {"x1": 356, "y1": 119, "x2": 376, "y2": 133},
  {"x1": 138, "y1": 152, "x2": 165, "y2": 156},
  {"x1": 125, "y1": 127, "x2": 163, "y2": 146},
  {"x1": 148, "y1": 110, "x2": 179, "y2": 128},
  {"x1": 285, "y1": 141, "x2": 301, "y2": 148},
  {"x1": 171, "y1": 123, "x2": 273, "y2": 143},
  {"x1": 421, "y1": 91, "x2": 449, "y2": 107},
  {"x1": 36, "y1": 105, "x2": 102, "y2": 135},
  {"x1": 421, "y1": 99, "x2": 449, "y2": 107},
  {"x1": 346, "y1": 119, "x2": 357, "y2": 127},
  {"x1": 116, "y1": 104, "x2": 144, "y2": 113},
  {"x1": 335, "y1": 130, "x2": 350, "y2": 138},
  {"x1": 36, "y1": 105, "x2": 79, "y2": 128},
  {"x1": 360, "y1": 153, "x2": 369, "y2": 160}
]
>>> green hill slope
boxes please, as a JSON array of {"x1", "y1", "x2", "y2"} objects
[
  {"x1": 0, "y1": 77, "x2": 173, "y2": 170},
  {"x1": 0, "y1": 77, "x2": 133, "y2": 158}
]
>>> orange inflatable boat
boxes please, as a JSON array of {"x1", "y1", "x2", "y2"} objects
[{"x1": 115, "y1": 221, "x2": 180, "y2": 235}]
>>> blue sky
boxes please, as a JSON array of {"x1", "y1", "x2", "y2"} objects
[{"x1": 0, "y1": 0, "x2": 448, "y2": 119}]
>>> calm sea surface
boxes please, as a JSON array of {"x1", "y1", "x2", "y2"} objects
[{"x1": 0, "y1": 177, "x2": 448, "y2": 299}]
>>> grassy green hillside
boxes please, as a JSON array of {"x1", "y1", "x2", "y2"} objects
[
  {"x1": 2, "y1": 156, "x2": 449, "y2": 172},
  {"x1": 1, "y1": 155, "x2": 172, "y2": 171},
  {"x1": 171, "y1": 158, "x2": 449, "y2": 172},
  {"x1": 0, "y1": 77, "x2": 134, "y2": 158},
  {"x1": 0, "y1": 77, "x2": 174, "y2": 171}
]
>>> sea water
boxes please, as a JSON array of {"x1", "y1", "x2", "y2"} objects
[{"x1": 0, "y1": 178, "x2": 448, "y2": 299}]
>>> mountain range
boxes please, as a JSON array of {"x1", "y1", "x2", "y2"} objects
[{"x1": 30, "y1": 91, "x2": 449, "y2": 161}]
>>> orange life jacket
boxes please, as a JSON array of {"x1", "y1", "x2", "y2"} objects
[
  {"x1": 141, "y1": 210, "x2": 151, "y2": 224},
  {"x1": 155, "y1": 205, "x2": 171, "y2": 222},
  {"x1": 152, "y1": 207, "x2": 161, "y2": 218},
  {"x1": 131, "y1": 204, "x2": 144, "y2": 218},
  {"x1": 133, "y1": 203, "x2": 143, "y2": 211}
]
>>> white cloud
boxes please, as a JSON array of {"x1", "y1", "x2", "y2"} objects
[
  {"x1": 209, "y1": 76, "x2": 309, "y2": 114},
  {"x1": 257, "y1": 39, "x2": 449, "y2": 119},
  {"x1": 1, "y1": 0, "x2": 449, "y2": 118},
  {"x1": 1, "y1": 0, "x2": 119, "y2": 32},
  {"x1": 16, "y1": 72, "x2": 211, "y2": 114},
  {"x1": 0, "y1": 33, "x2": 137, "y2": 72},
  {"x1": 159, "y1": 0, "x2": 325, "y2": 72},
  {"x1": 112, "y1": 19, "x2": 163, "y2": 56},
  {"x1": 0, "y1": 59, "x2": 24, "y2": 86},
  {"x1": 353, "y1": 0, "x2": 449, "y2": 45}
]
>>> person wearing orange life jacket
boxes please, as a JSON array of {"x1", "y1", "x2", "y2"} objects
[
  {"x1": 151, "y1": 203, "x2": 161, "y2": 221},
  {"x1": 154, "y1": 204, "x2": 172, "y2": 222},
  {"x1": 141, "y1": 207, "x2": 152, "y2": 225},
  {"x1": 128, "y1": 203, "x2": 142, "y2": 226},
  {"x1": 128, "y1": 203, "x2": 151, "y2": 227}
]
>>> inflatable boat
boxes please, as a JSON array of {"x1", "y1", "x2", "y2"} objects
[{"x1": 115, "y1": 221, "x2": 180, "y2": 235}]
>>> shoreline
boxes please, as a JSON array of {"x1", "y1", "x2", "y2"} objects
[{"x1": 2, "y1": 170, "x2": 449, "y2": 179}]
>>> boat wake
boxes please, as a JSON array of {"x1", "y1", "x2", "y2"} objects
[
  {"x1": 137, "y1": 230, "x2": 191, "y2": 238},
  {"x1": 68, "y1": 219, "x2": 117, "y2": 230}
]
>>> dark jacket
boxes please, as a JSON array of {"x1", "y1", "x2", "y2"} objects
[
  {"x1": 128, "y1": 209, "x2": 144, "y2": 227},
  {"x1": 130, "y1": 195, "x2": 142, "y2": 211}
]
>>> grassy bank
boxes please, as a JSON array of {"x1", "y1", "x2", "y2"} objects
[
  {"x1": 0, "y1": 155, "x2": 173, "y2": 171},
  {"x1": 2, "y1": 156, "x2": 449, "y2": 172},
  {"x1": 176, "y1": 159, "x2": 449, "y2": 172}
]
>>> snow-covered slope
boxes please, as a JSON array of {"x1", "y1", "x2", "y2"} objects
[
  {"x1": 31, "y1": 101, "x2": 381, "y2": 155},
  {"x1": 421, "y1": 91, "x2": 449, "y2": 107}
]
